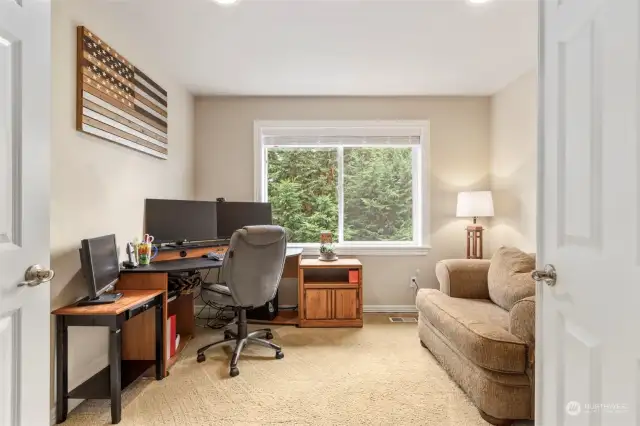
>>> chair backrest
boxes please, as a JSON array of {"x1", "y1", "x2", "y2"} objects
[{"x1": 222, "y1": 225, "x2": 287, "y2": 308}]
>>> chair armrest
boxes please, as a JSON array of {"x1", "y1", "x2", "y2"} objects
[
  {"x1": 509, "y1": 296, "x2": 536, "y2": 348},
  {"x1": 435, "y1": 259, "x2": 491, "y2": 299}
]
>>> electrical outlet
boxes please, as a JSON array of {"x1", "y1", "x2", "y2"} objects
[{"x1": 410, "y1": 276, "x2": 418, "y2": 289}]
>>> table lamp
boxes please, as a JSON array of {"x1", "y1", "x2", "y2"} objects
[{"x1": 456, "y1": 191, "x2": 494, "y2": 259}]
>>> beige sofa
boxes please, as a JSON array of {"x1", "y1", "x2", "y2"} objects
[{"x1": 416, "y1": 247, "x2": 536, "y2": 425}]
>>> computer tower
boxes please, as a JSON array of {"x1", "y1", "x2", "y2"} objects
[{"x1": 247, "y1": 290, "x2": 279, "y2": 320}]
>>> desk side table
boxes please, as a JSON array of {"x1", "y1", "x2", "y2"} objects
[{"x1": 52, "y1": 289, "x2": 165, "y2": 424}]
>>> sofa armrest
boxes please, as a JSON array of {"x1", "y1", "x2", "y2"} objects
[
  {"x1": 435, "y1": 259, "x2": 491, "y2": 299},
  {"x1": 509, "y1": 296, "x2": 536, "y2": 349}
]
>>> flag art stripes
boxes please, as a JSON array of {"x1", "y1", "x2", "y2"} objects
[{"x1": 76, "y1": 26, "x2": 168, "y2": 159}]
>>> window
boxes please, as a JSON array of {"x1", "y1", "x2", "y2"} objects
[{"x1": 255, "y1": 121, "x2": 429, "y2": 254}]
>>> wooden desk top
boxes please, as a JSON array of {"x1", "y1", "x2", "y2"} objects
[
  {"x1": 121, "y1": 247, "x2": 303, "y2": 274},
  {"x1": 300, "y1": 258, "x2": 362, "y2": 268},
  {"x1": 52, "y1": 290, "x2": 164, "y2": 316}
]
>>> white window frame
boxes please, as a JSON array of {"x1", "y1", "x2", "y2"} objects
[{"x1": 254, "y1": 120, "x2": 430, "y2": 256}]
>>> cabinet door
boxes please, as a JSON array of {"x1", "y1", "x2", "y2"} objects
[
  {"x1": 304, "y1": 289, "x2": 331, "y2": 320},
  {"x1": 334, "y1": 289, "x2": 358, "y2": 320}
]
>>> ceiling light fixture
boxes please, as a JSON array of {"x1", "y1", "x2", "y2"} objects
[
  {"x1": 212, "y1": 0, "x2": 240, "y2": 5},
  {"x1": 467, "y1": 0, "x2": 493, "y2": 4}
]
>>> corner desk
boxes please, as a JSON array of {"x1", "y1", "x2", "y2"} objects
[{"x1": 116, "y1": 246, "x2": 303, "y2": 376}]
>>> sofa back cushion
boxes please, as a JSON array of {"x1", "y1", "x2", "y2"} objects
[{"x1": 488, "y1": 247, "x2": 536, "y2": 310}]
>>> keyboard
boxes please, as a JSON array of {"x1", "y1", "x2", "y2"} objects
[
  {"x1": 203, "y1": 252, "x2": 224, "y2": 261},
  {"x1": 167, "y1": 242, "x2": 219, "y2": 249}
]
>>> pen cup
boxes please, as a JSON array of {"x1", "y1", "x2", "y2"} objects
[{"x1": 138, "y1": 243, "x2": 158, "y2": 265}]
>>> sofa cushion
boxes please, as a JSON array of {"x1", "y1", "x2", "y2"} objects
[
  {"x1": 416, "y1": 289, "x2": 527, "y2": 373},
  {"x1": 418, "y1": 316, "x2": 532, "y2": 420},
  {"x1": 488, "y1": 247, "x2": 536, "y2": 311}
]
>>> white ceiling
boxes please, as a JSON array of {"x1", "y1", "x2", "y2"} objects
[{"x1": 110, "y1": 0, "x2": 538, "y2": 96}]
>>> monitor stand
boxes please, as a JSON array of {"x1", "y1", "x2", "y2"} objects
[{"x1": 77, "y1": 292, "x2": 123, "y2": 307}]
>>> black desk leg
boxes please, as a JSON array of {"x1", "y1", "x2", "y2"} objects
[
  {"x1": 109, "y1": 327, "x2": 122, "y2": 424},
  {"x1": 56, "y1": 316, "x2": 68, "y2": 424},
  {"x1": 155, "y1": 298, "x2": 165, "y2": 380}
]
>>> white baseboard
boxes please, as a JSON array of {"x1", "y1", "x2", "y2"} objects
[
  {"x1": 51, "y1": 355, "x2": 108, "y2": 425},
  {"x1": 363, "y1": 305, "x2": 417, "y2": 313},
  {"x1": 51, "y1": 400, "x2": 84, "y2": 425}
]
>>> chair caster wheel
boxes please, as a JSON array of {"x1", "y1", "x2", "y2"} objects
[
  {"x1": 230, "y1": 367, "x2": 240, "y2": 377},
  {"x1": 275, "y1": 350, "x2": 284, "y2": 359},
  {"x1": 265, "y1": 332, "x2": 274, "y2": 340},
  {"x1": 224, "y1": 332, "x2": 232, "y2": 340},
  {"x1": 196, "y1": 353, "x2": 206, "y2": 363}
]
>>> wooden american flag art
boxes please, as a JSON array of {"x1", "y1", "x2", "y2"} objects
[{"x1": 76, "y1": 26, "x2": 168, "y2": 159}]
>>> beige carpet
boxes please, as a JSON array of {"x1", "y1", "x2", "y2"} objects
[{"x1": 64, "y1": 315, "x2": 490, "y2": 425}]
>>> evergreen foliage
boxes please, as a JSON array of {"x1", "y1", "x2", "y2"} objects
[{"x1": 267, "y1": 147, "x2": 413, "y2": 243}]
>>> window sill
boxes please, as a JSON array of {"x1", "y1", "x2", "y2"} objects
[{"x1": 288, "y1": 244, "x2": 431, "y2": 256}]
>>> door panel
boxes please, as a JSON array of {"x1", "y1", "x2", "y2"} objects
[
  {"x1": 539, "y1": 0, "x2": 638, "y2": 424},
  {"x1": 333, "y1": 289, "x2": 357, "y2": 320},
  {"x1": 304, "y1": 289, "x2": 331, "y2": 320},
  {"x1": 0, "y1": 312, "x2": 17, "y2": 426},
  {"x1": 0, "y1": 33, "x2": 20, "y2": 247},
  {"x1": 556, "y1": 16, "x2": 602, "y2": 249},
  {"x1": 0, "y1": 1, "x2": 51, "y2": 425}
]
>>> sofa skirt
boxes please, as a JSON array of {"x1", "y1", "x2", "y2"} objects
[{"x1": 418, "y1": 313, "x2": 533, "y2": 421}]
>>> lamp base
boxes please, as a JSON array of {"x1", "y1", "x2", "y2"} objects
[{"x1": 465, "y1": 225, "x2": 484, "y2": 259}]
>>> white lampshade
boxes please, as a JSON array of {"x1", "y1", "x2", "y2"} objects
[{"x1": 456, "y1": 191, "x2": 494, "y2": 218}]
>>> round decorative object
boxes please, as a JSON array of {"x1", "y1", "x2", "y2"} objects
[{"x1": 318, "y1": 252, "x2": 338, "y2": 262}]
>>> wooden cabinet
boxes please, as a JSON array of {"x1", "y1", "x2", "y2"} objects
[{"x1": 299, "y1": 259, "x2": 363, "y2": 328}]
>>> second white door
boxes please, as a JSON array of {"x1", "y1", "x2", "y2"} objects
[
  {"x1": 0, "y1": 0, "x2": 52, "y2": 425},
  {"x1": 538, "y1": 0, "x2": 640, "y2": 425}
]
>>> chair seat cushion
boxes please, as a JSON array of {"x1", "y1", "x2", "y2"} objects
[{"x1": 416, "y1": 289, "x2": 527, "y2": 373}]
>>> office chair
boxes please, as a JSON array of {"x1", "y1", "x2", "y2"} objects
[{"x1": 196, "y1": 225, "x2": 287, "y2": 377}]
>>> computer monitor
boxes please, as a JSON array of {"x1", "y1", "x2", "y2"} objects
[
  {"x1": 79, "y1": 234, "x2": 121, "y2": 302},
  {"x1": 216, "y1": 202, "x2": 273, "y2": 239},
  {"x1": 144, "y1": 199, "x2": 217, "y2": 244}
]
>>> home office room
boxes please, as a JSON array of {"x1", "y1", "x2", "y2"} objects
[{"x1": 1, "y1": 0, "x2": 546, "y2": 424}]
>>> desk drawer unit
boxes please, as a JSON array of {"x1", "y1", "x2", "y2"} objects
[{"x1": 298, "y1": 258, "x2": 363, "y2": 328}]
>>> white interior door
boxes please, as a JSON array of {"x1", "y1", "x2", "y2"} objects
[
  {"x1": 538, "y1": 0, "x2": 639, "y2": 425},
  {"x1": 0, "y1": 0, "x2": 51, "y2": 425}
]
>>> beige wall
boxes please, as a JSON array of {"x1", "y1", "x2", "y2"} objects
[
  {"x1": 51, "y1": 0, "x2": 194, "y2": 403},
  {"x1": 489, "y1": 70, "x2": 538, "y2": 253},
  {"x1": 194, "y1": 97, "x2": 491, "y2": 307}
]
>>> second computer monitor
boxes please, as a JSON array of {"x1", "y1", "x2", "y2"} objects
[
  {"x1": 216, "y1": 202, "x2": 273, "y2": 239},
  {"x1": 145, "y1": 199, "x2": 217, "y2": 244}
]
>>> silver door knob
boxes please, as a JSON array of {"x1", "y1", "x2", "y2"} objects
[
  {"x1": 17, "y1": 265, "x2": 55, "y2": 287},
  {"x1": 531, "y1": 264, "x2": 556, "y2": 286}
]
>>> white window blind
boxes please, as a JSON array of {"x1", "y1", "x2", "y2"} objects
[{"x1": 262, "y1": 135, "x2": 421, "y2": 147}]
